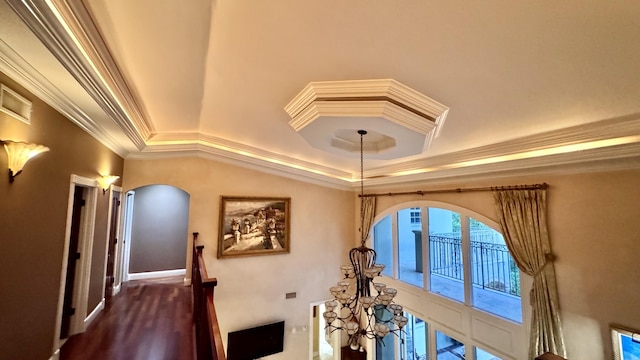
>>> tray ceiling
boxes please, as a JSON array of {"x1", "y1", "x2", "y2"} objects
[{"x1": 1, "y1": 0, "x2": 640, "y2": 189}]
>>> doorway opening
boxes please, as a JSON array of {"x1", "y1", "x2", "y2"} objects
[
  {"x1": 54, "y1": 175, "x2": 98, "y2": 351},
  {"x1": 119, "y1": 185, "x2": 190, "y2": 284},
  {"x1": 311, "y1": 301, "x2": 337, "y2": 360},
  {"x1": 104, "y1": 188, "x2": 122, "y2": 302}
]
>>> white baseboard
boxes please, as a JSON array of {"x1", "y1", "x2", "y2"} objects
[
  {"x1": 127, "y1": 269, "x2": 186, "y2": 281},
  {"x1": 183, "y1": 277, "x2": 191, "y2": 286},
  {"x1": 49, "y1": 348, "x2": 60, "y2": 360},
  {"x1": 84, "y1": 298, "x2": 105, "y2": 328},
  {"x1": 112, "y1": 283, "x2": 121, "y2": 295}
]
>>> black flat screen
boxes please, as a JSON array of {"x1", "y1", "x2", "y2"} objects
[{"x1": 226, "y1": 320, "x2": 285, "y2": 360}]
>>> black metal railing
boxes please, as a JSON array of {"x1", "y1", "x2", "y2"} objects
[{"x1": 429, "y1": 235, "x2": 520, "y2": 296}]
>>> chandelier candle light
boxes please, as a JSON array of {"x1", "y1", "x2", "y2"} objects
[{"x1": 324, "y1": 130, "x2": 408, "y2": 351}]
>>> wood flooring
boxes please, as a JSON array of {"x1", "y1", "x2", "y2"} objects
[{"x1": 60, "y1": 276, "x2": 195, "y2": 360}]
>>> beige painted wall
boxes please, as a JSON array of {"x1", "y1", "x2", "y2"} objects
[
  {"x1": 371, "y1": 168, "x2": 640, "y2": 359},
  {"x1": 122, "y1": 156, "x2": 355, "y2": 359},
  {"x1": 123, "y1": 156, "x2": 640, "y2": 359},
  {"x1": 0, "y1": 72, "x2": 123, "y2": 360}
]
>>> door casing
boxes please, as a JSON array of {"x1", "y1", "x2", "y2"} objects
[{"x1": 53, "y1": 175, "x2": 98, "y2": 352}]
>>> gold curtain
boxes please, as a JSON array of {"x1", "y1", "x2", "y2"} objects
[
  {"x1": 360, "y1": 196, "x2": 376, "y2": 243},
  {"x1": 493, "y1": 188, "x2": 566, "y2": 359}
]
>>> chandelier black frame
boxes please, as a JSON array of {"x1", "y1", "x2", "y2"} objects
[{"x1": 323, "y1": 130, "x2": 408, "y2": 350}]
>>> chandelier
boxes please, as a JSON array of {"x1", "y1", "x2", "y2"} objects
[{"x1": 323, "y1": 130, "x2": 408, "y2": 351}]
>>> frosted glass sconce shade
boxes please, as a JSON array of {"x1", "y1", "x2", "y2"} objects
[
  {"x1": 3, "y1": 140, "x2": 49, "y2": 183},
  {"x1": 98, "y1": 175, "x2": 119, "y2": 194}
]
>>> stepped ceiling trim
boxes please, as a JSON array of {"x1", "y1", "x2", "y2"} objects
[
  {"x1": 0, "y1": 39, "x2": 130, "y2": 156},
  {"x1": 286, "y1": 79, "x2": 449, "y2": 159},
  {"x1": 135, "y1": 116, "x2": 640, "y2": 188},
  {"x1": 366, "y1": 115, "x2": 640, "y2": 179},
  {"x1": 285, "y1": 79, "x2": 449, "y2": 123},
  {"x1": 5, "y1": 0, "x2": 151, "y2": 149},
  {"x1": 3, "y1": 1, "x2": 640, "y2": 190},
  {"x1": 142, "y1": 132, "x2": 355, "y2": 182}
]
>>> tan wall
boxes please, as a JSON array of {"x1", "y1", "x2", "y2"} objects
[
  {"x1": 0, "y1": 72, "x2": 124, "y2": 360},
  {"x1": 372, "y1": 168, "x2": 640, "y2": 359},
  {"x1": 122, "y1": 157, "x2": 355, "y2": 359}
]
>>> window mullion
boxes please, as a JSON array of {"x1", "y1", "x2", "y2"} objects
[
  {"x1": 422, "y1": 207, "x2": 429, "y2": 292},
  {"x1": 392, "y1": 211, "x2": 399, "y2": 279},
  {"x1": 461, "y1": 215, "x2": 472, "y2": 306}
]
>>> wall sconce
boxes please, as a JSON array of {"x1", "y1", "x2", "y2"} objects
[
  {"x1": 97, "y1": 175, "x2": 119, "y2": 194},
  {"x1": 2, "y1": 140, "x2": 49, "y2": 183}
]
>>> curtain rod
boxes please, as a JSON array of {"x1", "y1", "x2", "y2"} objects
[{"x1": 359, "y1": 183, "x2": 548, "y2": 198}]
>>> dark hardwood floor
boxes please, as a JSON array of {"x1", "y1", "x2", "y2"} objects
[{"x1": 60, "y1": 276, "x2": 195, "y2": 360}]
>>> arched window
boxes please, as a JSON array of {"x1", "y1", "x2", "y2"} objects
[{"x1": 372, "y1": 202, "x2": 530, "y2": 360}]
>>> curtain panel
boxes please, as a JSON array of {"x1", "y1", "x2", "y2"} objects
[
  {"x1": 493, "y1": 188, "x2": 566, "y2": 359},
  {"x1": 361, "y1": 196, "x2": 376, "y2": 243}
]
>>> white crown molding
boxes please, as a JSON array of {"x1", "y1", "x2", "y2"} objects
[
  {"x1": 285, "y1": 79, "x2": 449, "y2": 121},
  {"x1": 0, "y1": 40, "x2": 131, "y2": 157},
  {"x1": 364, "y1": 151, "x2": 640, "y2": 192},
  {"x1": 4, "y1": 0, "x2": 150, "y2": 149},
  {"x1": 364, "y1": 143, "x2": 640, "y2": 188},
  {"x1": 3, "y1": 0, "x2": 640, "y2": 190},
  {"x1": 3, "y1": 31, "x2": 639, "y2": 189},
  {"x1": 286, "y1": 79, "x2": 448, "y2": 159},
  {"x1": 130, "y1": 147, "x2": 355, "y2": 191},
  {"x1": 292, "y1": 100, "x2": 436, "y2": 135},
  {"x1": 133, "y1": 115, "x2": 640, "y2": 190},
  {"x1": 367, "y1": 115, "x2": 640, "y2": 179},
  {"x1": 133, "y1": 132, "x2": 356, "y2": 190}
]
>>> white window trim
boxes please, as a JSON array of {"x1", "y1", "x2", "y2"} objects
[{"x1": 370, "y1": 200, "x2": 532, "y2": 360}]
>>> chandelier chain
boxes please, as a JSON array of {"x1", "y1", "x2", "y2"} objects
[
  {"x1": 359, "y1": 130, "x2": 366, "y2": 247},
  {"x1": 324, "y1": 129, "x2": 407, "y2": 351}
]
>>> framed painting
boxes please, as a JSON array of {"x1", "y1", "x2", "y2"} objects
[
  {"x1": 217, "y1": 196, "x2": 291, "y2": 258},
  {"x1": 612, "y1": 324, "x2": 640, "y2": 360}
]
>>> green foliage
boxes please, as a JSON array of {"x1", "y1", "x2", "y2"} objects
[
  {"x1": 509, "y1": 260, "x2": 521, "y2": 296},
  {"x1": 451, "y1": 213, "x2": 484, "y2": 233}
]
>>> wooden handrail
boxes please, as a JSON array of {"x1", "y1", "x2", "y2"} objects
[{"x1": 192, "y1": 233, "x2": 226, "y2": 360}]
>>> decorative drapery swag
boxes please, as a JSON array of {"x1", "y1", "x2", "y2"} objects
[{"x1": 493, "y1": 188, "x2": 566, "y2": 359}]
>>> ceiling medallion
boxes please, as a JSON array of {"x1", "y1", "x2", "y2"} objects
[{"x1": 285, "y1": 79, "x2": 449, "y2": 160}]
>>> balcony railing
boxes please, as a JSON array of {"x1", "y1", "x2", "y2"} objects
[{"x1": 429, "y1": 235, "x2": 520, "y2": 296}]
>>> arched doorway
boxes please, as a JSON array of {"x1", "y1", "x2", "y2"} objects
[{"x1": 120, "y1": 184, "x2": 190, "y2": 284}]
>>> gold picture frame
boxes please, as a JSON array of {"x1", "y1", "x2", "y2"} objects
[{"x1": 217, "y1": 196, "x2": 291, "y2": 258}]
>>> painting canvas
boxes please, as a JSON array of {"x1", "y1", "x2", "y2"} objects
[{"x1": 218, "y1": 196, "x2": 290, "y2": 258}]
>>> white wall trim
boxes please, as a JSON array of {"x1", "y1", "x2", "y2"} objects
[
  {"x1": 128, "y1": 269, "x2": 186, "y2": 281},
  {"x1": 113, "y1": 283, "x2": 121, "y2": 296},
  {"x1": 84, "y1": 298, "x2": 105, "y2": 328},
  {"x1": 53, "y1": 175, "x2": 99, "y2": 352},
  {"x1": 102, "y1": 185, "x2": 123, "y2": 301},
  {"x1": 48, "y1": 348, "x2": 60, "y2": 360},
  {"x1": 121, "y1": 191, "x2": 135, "y2": 282},
  {"x1": 72, "y1": 183, "x2": 98, "y2": 335}
]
